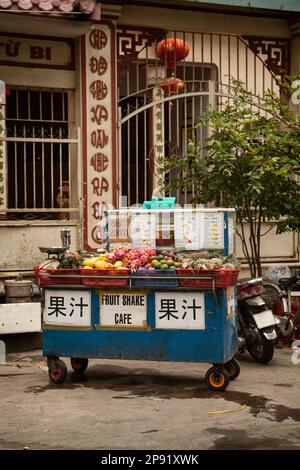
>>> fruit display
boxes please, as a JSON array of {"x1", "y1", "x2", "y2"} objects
[
  {"x1": 180, "y1": 255, "x2": 239, "y2": 270},
  {"x1": 176, "y1": 255, "x2": 240, "y2": 288},
  {"x1": 81, "y1": 247, "x2": 156, "y2": 271},
  {"x1": 148, "y1": 250, "x2": 182, "y2": 271},
  {"x1": 37, "y1": 245, "x2": 239, "y2": 288},
  {"x1": 80, "y1": 249, "x2": 239, "y2": 273}
]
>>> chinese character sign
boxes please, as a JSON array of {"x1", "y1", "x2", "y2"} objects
[
  {"x1": 155, "y1": 292, "x2": 205, "y2": 329},
  {"x1": 44, "y1": 290, "x2": 91, "y2": 326}
]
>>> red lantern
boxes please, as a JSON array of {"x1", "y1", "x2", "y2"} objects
[
  {"x1": 156, "y1": 38, "x2": 190, "y2": 70},
  {"x1": 159, "y1": 76, "x2": 185, "y2": 96}
]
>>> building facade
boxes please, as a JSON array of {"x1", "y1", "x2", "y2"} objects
[{"x1": 0, "y1": 0, "x2": 300, "y2": 277}]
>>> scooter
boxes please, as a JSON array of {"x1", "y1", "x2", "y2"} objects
[{"x1": 237, "y1": 278, "x2": 278, "y2": 364}]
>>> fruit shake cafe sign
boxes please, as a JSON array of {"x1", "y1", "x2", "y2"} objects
[
  {"x1": 99, "y1": 291, "x2": 147, "y2": 328},
  {"x1": 0, "y1": 35, "x2": 74, "y2": 70}
]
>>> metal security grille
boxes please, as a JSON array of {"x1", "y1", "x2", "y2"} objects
[
  {"x1": 4, "y1": 87, "x2": 79, "y2": 220},
  {"x1": 117, "y1": 28, "x2": 286, "y2": 206}
]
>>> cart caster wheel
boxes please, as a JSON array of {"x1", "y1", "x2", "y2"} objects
[
  {"x1": 48, "y1": 359, "x2": 67, "y2": 384},
  {"x1": 205, "y1": 367, "x2": 230, "y2": 391},
  {"x1": 70, "y1": 357, "x2": 88, "y2": 375},
  {"x1": 224, "y1": 358, "x2": 241, "y2": 380}
]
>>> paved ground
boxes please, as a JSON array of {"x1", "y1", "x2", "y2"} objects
[{"x1": 0, "y1": 347, "x2": 299, "y2": 450}]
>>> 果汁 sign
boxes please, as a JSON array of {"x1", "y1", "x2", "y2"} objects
[
  {"x1": 99, "y1": 291, "x2": 147, "y2": 328},
  {"x1": 155, "y1": 292, "x2": 205, "y2": 330},
  {"x1": 44, "y1": 290, "x2": 91, "y2": 327}
]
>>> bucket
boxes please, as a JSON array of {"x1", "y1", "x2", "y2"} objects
[{"x1": 4, "y1": 277, "x2": 34, "y2": 303}]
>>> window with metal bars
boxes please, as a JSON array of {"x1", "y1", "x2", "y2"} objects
[{"x1": 5, "y1": 87, "x2": 76, "y2": 220}]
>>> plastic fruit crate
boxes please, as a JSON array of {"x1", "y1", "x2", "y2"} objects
[
  {"x1": 80, "y1": 268, "x2": 129, "y2": 287},
  {"x1": 131, "y1": 269, "x2": 178, "y2": 288},
  {"x1": 177, "y1": 268, "x2": 239, "y2": 288},
  {"x1": 38, "y1": 268, "x2": 81, "y2": 286}
]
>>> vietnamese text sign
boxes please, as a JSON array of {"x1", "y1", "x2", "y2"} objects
[
  {"x1": 155, "y1": 292, "x2": 205, "y2": 329},
  {"x1": 85, "y1": 24, "x2": 114, "y2": 248},
  {"x1": 44, "y1": 290, "x2": 91, "y2": 326},
  {"x1": 99, "y1": 291, "x2": 147, "y2": 328},
  {"x1": 0, "y1": 36, "x2": 73, "y2": 69}
]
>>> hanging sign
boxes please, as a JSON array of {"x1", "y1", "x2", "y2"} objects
[
  {"x1": 202, "y1": 212, "x2": 224, "y2": 249},
  {"x1": 130, "y1": 212, "x2": 156, "y2": 248},
  {"x1": 174, "y1": 211, "x2": 203, "y2": 250},
  {"x1": 99, "y1": 291, "x2": 147, "y2": 328},
  {"x1": 227, "y1": 214, "x2": 235, "y2": 256}
]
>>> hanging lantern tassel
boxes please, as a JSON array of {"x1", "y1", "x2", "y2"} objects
[
  {"x1": 156, "y1": 38, "x2": 190, "y2": 70},
  {"x1": 159, "y1": 76, "x2": 185, "y2": 96},
  {"x1": 159, "y1": 76, "x2": 185, "y2": 112}
]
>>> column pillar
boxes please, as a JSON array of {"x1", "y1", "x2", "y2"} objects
[{"x1": 81, "y1": 21, "x2": 117, "y2": 251}]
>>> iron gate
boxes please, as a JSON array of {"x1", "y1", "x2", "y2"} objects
[{"x1": 117, "y1": 28, "x2": 287, "y2": 206}]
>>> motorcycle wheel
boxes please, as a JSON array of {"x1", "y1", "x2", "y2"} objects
[
  {"x1": 247, "y1": 329, "x2": 274, "y2": 364},
  {"x1": 238, "y1": 303, "x2": 274, "y2": 364},
  {"x1": 261, "y1": 282, "x2": 285, "y2": 316}
]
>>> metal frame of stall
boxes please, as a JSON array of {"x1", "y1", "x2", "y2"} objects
[{"x1": 41, "y1": 208, "x2": 240, "y2": 391}]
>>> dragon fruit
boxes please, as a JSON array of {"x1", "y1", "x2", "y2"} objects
[{"x1": 107, "y1": 252, "x2": 117, "y2": 264}]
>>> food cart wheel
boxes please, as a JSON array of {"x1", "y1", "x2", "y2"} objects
[
  {"x1": 48, "y1": 359, "x2": 67, "y2": 384},
  {"x1": 205, "y1": 367, "x2": 230, "y2": 391},
  {"x1": 224, "y1": 358, "x2": 241, "y2": 380},
  {"x1": 70, "y1": 357, "x2": 89, "y2": 375}
]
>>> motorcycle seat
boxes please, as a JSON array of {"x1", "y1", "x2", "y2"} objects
[{"x1": 278, "y1": 276, "x2": 298, "y2": 290}]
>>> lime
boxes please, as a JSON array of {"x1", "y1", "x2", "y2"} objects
[{"x1": 160, "y1": 264, "x2": 168, "y2": 270}]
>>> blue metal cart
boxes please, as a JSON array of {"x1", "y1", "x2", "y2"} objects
[{"x1": 42, "y1": 208, "x2": 240, "y2": 391}]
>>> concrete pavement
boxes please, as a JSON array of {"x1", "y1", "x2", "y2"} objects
[{"x1": 0, "y1": 347, "x2": 299, "y2": 450}]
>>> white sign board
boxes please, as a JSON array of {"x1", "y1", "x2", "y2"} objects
[
  {"x1": 44, "y1": 290, "x2": 91, "y2": 326},
  {"x1": 203, "y1": 212, "x2": 224, "y2": 249},
  {"x1": 99, "y1": 291, "x2": 147, "y2": 328},
  {"x1": 155, "y1": 292, "x2": 205, "y2": 329},
  {"x1": 174, "y1": 211, "x2": 203, "y2": 250},
  {"x1": 130, "y1": 212, "x2": 156, "y2": 248},
  {"x1": 228, "y1": 215, "x2": 235, "y2": 256}
]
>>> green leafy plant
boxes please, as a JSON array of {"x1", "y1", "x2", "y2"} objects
[{"x1": 160, "y1": 79, "x2": 300, "y2": 277}]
